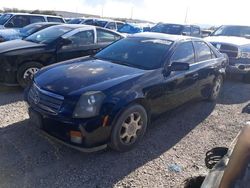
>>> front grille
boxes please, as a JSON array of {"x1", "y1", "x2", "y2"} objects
[
  {"x1": 212, "y1": 43, "x2": 239, "y2": 58},
  {"x1": 28, "y1": 83, "x2": 64, "y2": 115}
]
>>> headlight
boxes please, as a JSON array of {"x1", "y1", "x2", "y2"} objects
[
  {"x1": 239, "y1": 51, "x2": 250, "y2": 59},
  {"x1": 73, "y1": 91, "x2": 105, "y2": 118}
]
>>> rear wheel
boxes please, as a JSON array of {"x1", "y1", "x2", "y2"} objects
[
  {"x1": 207, "y1": 75, "x2": 223, "y2": 101},
  {"x1": 17, "y1": 62, "x2": 43, "y2": 88},
  {"x1": 109, "y1": 104, "x2": 148, "y2": 152}
]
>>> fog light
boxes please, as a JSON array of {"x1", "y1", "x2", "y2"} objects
[{"x1": 70, "y1": 131, "x2": 83, "y2": 144}]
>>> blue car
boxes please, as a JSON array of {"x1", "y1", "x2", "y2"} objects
[
  {"x1": 26, "y1": 33, "x2": 227, "y2": 152},
  {"x1": 0, "y1": 22, "x2": 61, "y2": 42},
  {"x1": 118, "y1": 23, "x2": 150, "y2": 34}
]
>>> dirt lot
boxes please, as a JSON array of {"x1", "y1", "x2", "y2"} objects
[{"x1": 0, "y1": 79, "x2": 249, "y2": 188}]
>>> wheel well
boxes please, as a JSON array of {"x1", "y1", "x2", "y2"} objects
[{"x1": 18, "y1": 60, "x2": 43, "y2": 69}]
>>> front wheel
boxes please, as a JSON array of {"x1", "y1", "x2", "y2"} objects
[
  {"x1": 207, "y1": 75, "x2": 223, "y2": 101},
  {"x1": 17, "y1": 62, "x2": 43, "y2": 88},
  {"x1": 109, "y1": 104, "x2": 148, "y2": 152}
]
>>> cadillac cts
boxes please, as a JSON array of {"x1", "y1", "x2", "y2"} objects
[{"x1": 26, "y1": 33, "x2": 228, "y2": 152}]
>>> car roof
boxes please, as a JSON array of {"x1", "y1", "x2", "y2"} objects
[
  {"x1": 2, "y1": 12, "x2": 63, "y2": 18},
  {"x1": 129, "y1": 32, "x2": 199, "y2": 42},
  {"x1": 54, "y1": 24, "x2": 96, "y2": 29},
  {"x1": 155, "y1": 23, "x2": 200, "y2": 27}
]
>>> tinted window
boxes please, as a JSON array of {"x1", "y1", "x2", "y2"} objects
[
  {"x1": 68, "y1": 18, "x2": 84, "y2": 24},
  {"x1": 183, "y1": 26, "x2": 191, "y2": 35},
  {"x1": 6, "y1": 15, "x2": 30, "y2": 28},
  {"x1": 25, "y1": 25, "x2": 72, "y2": 44},
  {"x1": 118, "y1": 24, "x2": 142, "y2": 34},
  {"x1": 83, "y1": 19, "x2": 95, "y2": 25},
  {"x1": 191, "y1": 27, "x2": 200, "y2": 37},
  {"x1": 96, "y1": 20, "x2": 108, "y2": 27},
  {"x1": 30, "y1": 16, "x2": 45, "y2": 23},
  {"x1": 212, "y1": 26, "x2": 250, "y2": 37},
  {"x1": 47, "y1": 17, "x2": 64, "y2": 23},
  {"x1": 65, "y1": 30, "x2": 94, "y2": 48},
  {"x1": 97, "y1": 29, "x2": 120, "y2": 43},
  {"x1": 151, "y1": 24, "x2": 184, "y2": 35},
  {"x1": 171, "y1": 42, "x2": 195, "y2": 64},
  {"x1": 193, "y1": 41, "x2": 213, "y2": 61},
  {"x1": 0, "y1": 14, "x2": 12, "y2": 25},
  {"x1": 95, "y1": 38, "x2": 172, "y2": 70},
  {"x1": 117, "y1": 22, "x2": 125, "y2": 30},
  {"x1": 106, "y1": 22, "x2": 116, "y2": 30}
]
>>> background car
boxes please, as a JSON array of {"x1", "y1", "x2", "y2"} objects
[
  {"x1": 68, "y1": 18, "x2": 85, "y2": 24},
  {"x1": 118, "y1": 23, "x2": 149, "y2": 34},
  {"x1": 205, "y1": 25, "x2": 250, "y2": 81},
  {"x1": 0, "y1": 13, "x2": 65, "y2": 29},
  {"x1": 81, "y1": 18, "x2": 125, "y2": 31},
  {"x1": 150, "y1": 23, "x2": 201, "y2": 37},
  {"x1": 0, "y1": 24, "x2": 124, "y2": 87},
  {"x1": 26, "y1": 33, "x2": 227, "y2": 152},
  {"x1": 0, "y1": 22, "x2": 61, "y2": 42}
]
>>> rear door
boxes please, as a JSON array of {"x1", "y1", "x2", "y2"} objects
[
  {"x1": 192, "y1": 40, "x2": 218, "y2": 97},
  {"x1": 56, "y1": 29, "x2": 97, "y2": 62}
]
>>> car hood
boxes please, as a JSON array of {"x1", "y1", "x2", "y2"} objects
[
  {"x1": 205, "y1": 36, "x2": 250, "y2": 46},
  {"x1": 0, "y1": 39, "x2": 45, "y2": 54},
  {"x1": 0, "y1": 29, "x2": 20, "y2": 40},
  {"x1": 35, "y1": 57, "x2": 145, "y2": 96}
]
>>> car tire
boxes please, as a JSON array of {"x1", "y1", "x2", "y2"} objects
[
  {"x1": 109, "y1": 104, "x2": 148, "y2": 152},
  {"x1": 17, "y1": 62, "x2": 43, "y2": 88},
  {"x1": 207, "y1": 75, "x2": 223, "y2": 101}
]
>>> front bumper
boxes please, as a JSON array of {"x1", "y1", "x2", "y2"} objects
[{"x1": 28, "y1": 107, "x2": 111, "y2": 152}]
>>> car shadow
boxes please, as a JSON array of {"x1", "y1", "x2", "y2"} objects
[
  {"x1": 0, "y1": 85, "x2": 23, "y2": 106},
  {"x1": 217, "y1": 79, "x2": 250, "y2": 105},
  {"x1": 0, "y1": 99, "x2": 216, "y2": 187}
]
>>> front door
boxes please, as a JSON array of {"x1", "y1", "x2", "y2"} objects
[{"x1": 56, "y1": 30, "x2": 98, "y2": 62}]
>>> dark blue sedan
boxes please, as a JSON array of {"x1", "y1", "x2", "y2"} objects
[{"x1": 26, "y1": 33, "x2": 227, "y2": 152}]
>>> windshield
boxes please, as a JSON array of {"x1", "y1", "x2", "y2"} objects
[
  {"x1": 95, "y1": 38, "x2": 172, "y2": 70},
  {"x1": 20, "y1": 24, "x2": 43, "y2": 37},
  {"x1": 0, "y1": 14, "x2": 12, "y2": 25},
  {"x1": 68, "y1": 18, "x2": 84, "y2": 24},
  {"x1": 151, "y1": 24, "x2": 184, "y2": 34},
  {"x1": 212, "y1": 25, "x2": 250, "y2": 38},
  {"x1": 96, "y1": 20, "x2": 108, "y2": 27},
  {"x1": 25, "y1": 25, "x2": 73, "y2": 44}
]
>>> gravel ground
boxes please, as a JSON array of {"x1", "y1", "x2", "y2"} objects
[{"x1": 0, "y1": 80, "x2": 250, "y2": 188}]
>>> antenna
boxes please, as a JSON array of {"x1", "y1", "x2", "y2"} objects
[{"x1": 130, "y1": 6, "x2": 133, "y2": 19}]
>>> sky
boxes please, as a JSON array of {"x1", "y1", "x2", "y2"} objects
[{"x1": 1, "y1": 0, "x2": 250, "y2": 26}]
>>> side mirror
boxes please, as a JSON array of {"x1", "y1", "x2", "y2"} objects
[
  {"x1": 58, "y1": 38, "x2": 72, "y2": 48},
  {"x1": 182, "y1": 32, "x2": 188, "y2": 36},
  {"x1": 169, "y1": 62, "x2": 190, "y2": 72}
]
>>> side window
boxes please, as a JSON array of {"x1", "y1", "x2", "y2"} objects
[
  {"x1": 84, "y1": 19, "x2": 95, "y2": 25},
  {"x1": 6, "y1": 15, "x2": 30, "y2": 28},
  {"x1": 106, "y1": 22, "x2": 116, "y2": 30},
  {"x1": 117, "y1": 22, "x2": 124, "y2": 30},
  {"x1": 30, "y1": 16, "x2": 46, "y2": 23},
  {"x1": 171, "y1": 42, "x2": 195, "y2": 64},
  {"x1": 191, "y1": 27, "x2": 201, "y2": 37},
  {"x1": 47, "y1": 17, "x2": 64, "y2": 23},
  {"x1": 182, "y1": 26, "x2": 191, "y2": 36},
  {"x1": 64, "y1": 30, "x2": 94, "y2": 49},
  {"x1": 193, "y1": 41, "x2": 213, "y2": 61},
  {"x1": 97, "y1": 29, "x2": 121, "y2": 43}
]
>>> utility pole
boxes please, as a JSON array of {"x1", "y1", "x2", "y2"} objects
[
  {"x1": 101, "y1": 5, "x2": 104, "y2": 17},
  {"x1": 130, "y1": 7, "x2": 133, "y2": 20},
  {"x1": 184, "y1": 7, "x2": 189, "y2": 24}
]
